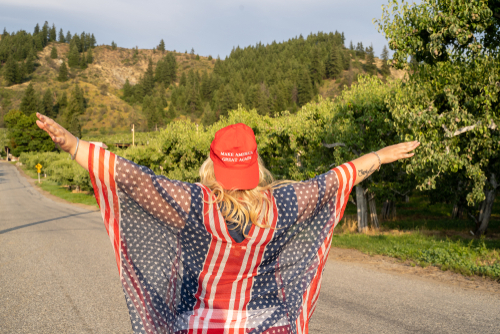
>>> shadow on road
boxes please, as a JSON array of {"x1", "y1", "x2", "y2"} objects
[{"x1": 0, "y1": 211, "x2": 97, "y2": 234}]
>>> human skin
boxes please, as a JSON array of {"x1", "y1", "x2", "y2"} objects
[{"x1": 35, "y1": 113, "x2": 419, "y2": 186}]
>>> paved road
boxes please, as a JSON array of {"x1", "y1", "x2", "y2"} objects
[{"x1": 1, "y1": 161, "x2": 499, "y2": 333}]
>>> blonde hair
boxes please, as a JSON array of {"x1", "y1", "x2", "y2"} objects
[{"x1": 199, "y1": 156, "x2": 287, "y2": 238}]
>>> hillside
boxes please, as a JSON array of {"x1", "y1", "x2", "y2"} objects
[
  {"x1": 0, "y1": 33, "x2": 404, "y2": 136},
  {"x1": 0, "y1": 42, "x2": 215, "y2": 134}
]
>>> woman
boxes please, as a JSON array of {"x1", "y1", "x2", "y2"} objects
[{"x1": 36, "y1": 113, "x2": 419, "y2": 334}]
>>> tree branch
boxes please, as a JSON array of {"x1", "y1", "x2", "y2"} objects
[
  {"x1": 442, "y1": 121, "x2": 497, "y2": 138},
  {"x1": 490, "y1": 173, "x2": 498, "y2": 189},
  {"x1": 322, "y1": 142, "x2": 346, "y2": 148},
  {"x1": 391, "y1": 188, "x2": 410, "y2": 196}
]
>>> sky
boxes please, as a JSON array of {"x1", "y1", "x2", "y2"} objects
[{"x1": 1, "y1": 0, "x2": 393, "y2": 58}]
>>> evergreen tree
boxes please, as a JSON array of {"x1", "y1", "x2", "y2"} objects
[
  {"x1": 79, "y1": 54, "x2": 88, "y2": 69},
  {"x1": 58, "y1": 61, "x2": 69, "y2": 82},
  {"x1": 309, "y1": 47, "x2": 323, "y2": 85},
  {"x1": 41, "y1": 21, "x2": 49, "y2": 46},
  {"x1": 50, "y1": 46, "x2": 58, "y2": 59},
  {"x1": 67, "y1": 43, "x2": 80, "y2": 68},
  {"x1": 63, "y1": 85, "x2": 85, "y2": 137},
  {"x1": 356, "y1": 42, "x2": 365, "y2": 58},
  {"x1": 122, "y1": 79, "x2": 133, "y2": 101},
  {"x1": 20, "y1": 83, "x2": 41, "y2": 115},
  {"x1": 49, "y1": 24, "x2": 57, "y2": 42},
  {"x1": 3, "y1": 55, "x2": 19, "y2": 86},
  {"x1": 349, "y1": 40, "x2": 354, "y2": 50},
  {"x1": 111, "y1": 41, "x2": 117, "y2": 50},
  {"x1": 166, "y1": 102, "x2": 176, "y2": 121},
  {"x1": 57, "y1": 91, "x2": 68, "y2": 110},
  {"x1": 297, "y1": 69, "x2": 313, "y2": 107},
  {"x1": 42, "y1": 89, "x2": 54, "y2": 118},
  {"x1": 142, "y1": 95, "x2": 163, "y2": 130},
  {"x1": 86, "y1": 47, "x2": 93, "y2": 64},
  {"x1": 326, "y1": 46, "x2": 343, "y2": 79},
  {"x1": 179, "y1": 72, "x2": 187, "y2": 86},
  {"x1": 141, "y1": 59, "x2": 155, "y2": 96},
  {"x1": 90, "y1": 34, "x2": 96, "y2": 48},
  {"x1": 380, "y1": 45, "x2": 390, "y2": 76},
  {"x1": 24, "y1": 48, "x2": 36, "y2": 75},
  {"x1": 200, "y1": 104, "x2": 216, "y2": 126},
  {"x1": 158, "y1": 39, "x2": 165, "y2": 52},
  {"x1": 341, "y1": 50, "x2": 351, "y2": 70},
  {"x1": 34, "y1": 23, "x2": 40, "y2": 35},
  {"x1": 65, "y1": 31, "x2": 71, "y2": 44},
  {"x1": 365, "y1": 44, "x2": 376, "y2": 75},
  {"x1": 58, "y1": 28, "x2": 65, "y2": 43},
  {"x1": 219, "y1": 84, "x2": 236, "y2": 117}
]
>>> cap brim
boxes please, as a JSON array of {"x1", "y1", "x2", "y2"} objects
[{"x1": 214, "y1": 162, "x2": 259, "y2": 190}]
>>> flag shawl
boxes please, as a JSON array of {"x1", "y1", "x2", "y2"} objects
[{"x1": 88, "y1": 144, "x2": 356, "y2": 334}]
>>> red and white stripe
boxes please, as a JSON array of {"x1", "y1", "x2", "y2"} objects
[
  {"x1": 296, "y1": 162, "x2": 356, "y2": 334},
  {"x1": 188, "y1": 185, "x2": 277, "y2": 334},
  {"x1": 89, "y1": 144, "x2": 122, "y2": 275}
]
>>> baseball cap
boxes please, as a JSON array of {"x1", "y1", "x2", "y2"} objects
[{"x1": 210, "y1": 123, "x2": 259, "y2": 190}]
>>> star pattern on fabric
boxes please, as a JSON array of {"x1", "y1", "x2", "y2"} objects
[{"x1": 96, "y1": 154, "x2": 353, "y2": 334}]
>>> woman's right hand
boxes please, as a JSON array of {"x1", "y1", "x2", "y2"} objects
[{"x1": 36, "y1": 113, "x2": 78, "y2": 155}]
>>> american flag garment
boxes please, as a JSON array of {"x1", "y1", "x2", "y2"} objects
[{"x1": 88, "y1": 144, "x2": 356, "y2": 334}]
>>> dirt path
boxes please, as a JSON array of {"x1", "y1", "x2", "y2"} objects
[{"x1": 330, "y1": 247, "x2": 500, "y2": 295}]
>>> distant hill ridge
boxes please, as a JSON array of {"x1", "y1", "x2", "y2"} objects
[{"x1": 0, "y1": 26, "x2": 403, "y2": 136}]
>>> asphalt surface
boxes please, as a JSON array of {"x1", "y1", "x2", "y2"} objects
[{"x1": 1, "y1": 161, "x2": 499, "y2": 334}]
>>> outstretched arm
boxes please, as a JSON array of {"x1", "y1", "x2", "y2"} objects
[
  {"x1": 351, "y1": 141, "x2": 420, "y2": 186},
  {"x1": 35, "y1": 113, "x2": 89, "y2": 171}
]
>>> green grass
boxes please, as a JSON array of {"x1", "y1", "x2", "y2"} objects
[
  {"x1": 20, "y1": 165, "x2": 98, "y2": 207},
  {"x1": 332, "y1": 232, "x2": 500, "y2": 280}
]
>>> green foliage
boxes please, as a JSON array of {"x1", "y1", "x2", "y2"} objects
[
  {"x1": 4, "y1": 110, "x2": 54, "y2": 156},
  {"x1": 332, "y1": 232, "x2": 500, "y2": 279},
  {"x1": 20, "y1": 83, "x2": 42, "y2": 115},
  {"x1": 111, "y1": 41, "x2": 117, "y2": 50},
  {"x1": 378, "y1": 0, "x2": 500, "y2": 206},
  {"x1": 42, "y1": 88, "x2": 55, "y2": 118},
  {"x1": 326, "y1": 45, "x2": 343, "y2": 79},
  {"x1": 50, "y1": 46, "x2": 58, "y2": 59},
  {"x1": 158, "y1": 39, "x2": 165, "y2": 52},
  {"x1": 380, "y1": 45, "x2": 390, "y2": 76},
  {"x1": 364, "y1": 44, "x2": 376, "y2": 75},
  {"x1": 67, "y1": 43, "x2": 80, "y2": 68},
  {"x1": 58, "y1": 61, "x2": 69, "y2": 82}
]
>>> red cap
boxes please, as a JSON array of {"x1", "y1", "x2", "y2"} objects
[{"x1": 210, "y1": 123, "x2": 259, "y2": 190}]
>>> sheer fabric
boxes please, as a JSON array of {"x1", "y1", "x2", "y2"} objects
[{"x1": 88, "y1": 144, "x2": 356, "y2": 334}]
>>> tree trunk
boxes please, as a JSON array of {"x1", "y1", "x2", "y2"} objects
[
  {"x1": 474, "y1": 173, "x2": 498, "y2": 236},
  {"x1": 356, "y1": 185, "x2": 368, "y2": 232},
  {"x1": 405, "y1": 195, "x2": 409, "y2": 203},
  {"x1": 475, "y1": 188, "x2": 497, "y2": 235},
  {"x1": 381, "y1": 200, "x2": 396, "y2": 220},
  {"x1": 368, "y1": 192, "x2": 379, "y2": 228}
]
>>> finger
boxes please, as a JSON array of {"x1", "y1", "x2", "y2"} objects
[
  {"x1": 401, "y1": 152, "x2": 415, "y2": 159},
  {"x1": 37, "y1": 113, "x2": 56, "y2": 126}
]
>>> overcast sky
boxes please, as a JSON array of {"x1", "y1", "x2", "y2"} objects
[{"x1": 1, "y1": 0, "x2": 394, "y2": 58}]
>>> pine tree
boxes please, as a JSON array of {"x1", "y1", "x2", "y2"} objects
[
  {"x1": 41, "y1": 21, "x2": 49, "y2": 46},
  {"x1": 142, "y1": 95, "x2": 162, "y2": 130},
  {"x1": 179, "y1": 72, "x2": 187, "y2": 87},
  {"x1": 356, "y1": 42, "x2": 365, "y2": 58},
  {"x1": 49, "y1": 24, "x2": 57, "y2": 42},
  {"x1": 90, "y1": 34, "x2": 96, "y2": 48},
  {"x1": 4, "y1": 56, "x2": 19, "y2": 86},
  {"x1": 58, "y1": 28, "x2": 65, "y2": 43},
  {"x1": 166, "y1": 102, "x2": 176, "y2": 121},
  {"x1": 365, "y1": 44, "x2": 376, "y2": 75},
  {"x1": 309, "y1": 47, "x2": 322, "y2": 85},
  {"x1": 65, "y1": 31, "x2": 71, "y2": 44},
  {"x1": 141, "y1": 59, "x2": 155, "y2": 96},
  {"x1": 86, "y1": 47, "x2": 93, "y2": 64},
  {"x1": 297, "y1": 69, "x2": 313, "y2": 107},
  {"x1": 219, "y1": 85, "x2": 236, "y2": 117},
  {"x1": 122, "y1": 79, "x2": 133, "y2": 100},
  {"x1": 158, "y1": 39, "x2": 165, "y2": 52},
  {"x1": 326, "y1": 46, "x2": 343, "y2": 79},
  {"x1": 67, "y1": 43, "x2": 80, "y2": 68},
  {"x1": 34, "y1": 23, "x2": 40, "y2": 35},
  {"x1": 57, "y1": 91, "x2": 68, "y2": 110},
  {"x1": 20, "y1": 83, "x2": 41, "y2": 115},
  {"x1": 349, "y1": 41, "x2": 354, "y2": 50},
  {"x1": 201, "y1": 104, "x2": 216, "y2": 126},
  {"x1": 24, "y1": 48, "x2": 36, "y2": 75},
  {"x1": 111, "y1": 41, "x2": 117, "y2": 50},
  {"x1": 42, "y1": 89, "x2": 54, "y2": 117},
  {"x1": 50, "y1": 46, "x2": 58, "y2": 59},
  {"x1": 380, "y1": 45, "x2": 391, "y2": 76},
  {"x1": 58, "y1": 61, "x2": 69, "y2": 82}
]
